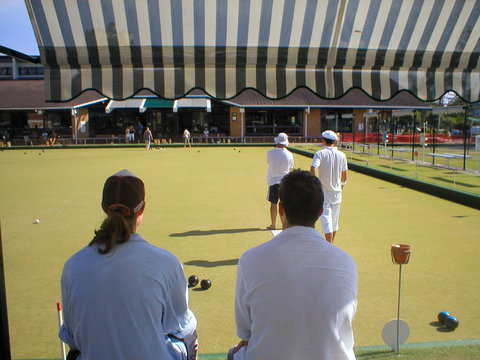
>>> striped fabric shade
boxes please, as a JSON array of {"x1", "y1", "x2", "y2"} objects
[{"x1": 26, "y1": 0, "x2": 480, "y2": 103}]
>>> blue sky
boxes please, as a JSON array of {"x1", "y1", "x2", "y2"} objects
[{"x1": 0, "y1": 0, "x2": 39, "y2": 55}]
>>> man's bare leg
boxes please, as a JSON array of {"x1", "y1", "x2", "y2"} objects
[
  {"x1": 324, "y1": 231, "x2": 336, "y2": 244},
  {"x1": 267, "y1": 203, "x2": 277, "y2": 230}
]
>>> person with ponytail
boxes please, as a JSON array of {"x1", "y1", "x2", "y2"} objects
[{"x1": 59, "y1": 170, "x2": 198, "y2": 360}]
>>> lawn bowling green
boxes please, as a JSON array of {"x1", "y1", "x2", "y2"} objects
[{"x1": 0, "y1": 147, "x2": 479, "y2": 358}]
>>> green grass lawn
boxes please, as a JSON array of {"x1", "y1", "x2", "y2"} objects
[
  {"x1": 1, "y1": 147, "x2": 479, "y2": 359},
  {"x1": 201, "y1": 343, "x2": 480, "y2": 360}
]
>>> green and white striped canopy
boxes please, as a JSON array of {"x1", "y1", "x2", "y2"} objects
[{"x1": 26, "y1": 0, "x2": 480, "y2": 102}]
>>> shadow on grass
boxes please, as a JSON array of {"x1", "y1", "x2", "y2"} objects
[
  {"x1": 185, "y1": 259, "x2": 238, "y2": 267},
  {"x1": 355, "y1": 350, "x2": 395, "y2": 358},
  {"x1": 436, "y1": 326, "x2": 455, "y2": 333},
  {"x1": 430, "y1": 176, "x2": 478, "y2": 188},
  {"x1": 192, "y1": 287, "x2": 209, "y2": 292},
  {"x1": 429, "y1": 321, "x2": 455, "y2": 332},
  {"x1": 379, "y1": 165, "x2": 408, "y2": 171},
  {"x1": 170, "y1": 228, "x2": 263, "y2": 237}
]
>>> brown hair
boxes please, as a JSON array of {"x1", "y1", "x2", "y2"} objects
[
  {"x1": 89, "y1": 170, "x2": 145, "y2": 254},
  {"x1": 89, "y1": 209, "x2": 137, "y2": 254}
]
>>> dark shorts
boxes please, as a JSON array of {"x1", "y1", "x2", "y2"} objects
[{"x1": 267, "y1": 184, "x2": 280, "y2": 204}]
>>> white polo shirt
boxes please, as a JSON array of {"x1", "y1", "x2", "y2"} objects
[
  {"x1": 311, "y1": 146, "x2": 348, "y2": 204},
  {"x1": 235, "y1": 226, "x2": 358, "y2": 360},
  {"x1": 266, "y1": 147, "x2": 294, "y2": 186}
]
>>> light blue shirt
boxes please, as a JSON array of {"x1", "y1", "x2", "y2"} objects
[{"x1": 59, "y1": 233, "x2": 196, "y2": 360}]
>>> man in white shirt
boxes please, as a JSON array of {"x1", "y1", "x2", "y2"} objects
[
  {"x1": 183, "y1": 128, "x2": 191, "y2": 147},
  {"x1": 229, "y1": 170, "x2": 357, "y2": 360},
  {"x1": 265, "y1": 132, "x2": 294, "y2": 230},
  {"x1": 310, "y1": 130, "x2": 348, "y2": 244}
]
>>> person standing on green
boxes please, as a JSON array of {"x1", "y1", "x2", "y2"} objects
[
  {"x1": 265, "y1": 132, "x2": 293, "y2": 230},
  {"x1": 144, "y1": 126, "x2": 153, "y2": 150},
  {"x1": 310, "y1": 130, "x2": 347, "y2": 244}
]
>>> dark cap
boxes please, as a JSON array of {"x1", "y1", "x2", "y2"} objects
[{"x1": 101, "y1": 170, "x2": 145, "y2": 216}]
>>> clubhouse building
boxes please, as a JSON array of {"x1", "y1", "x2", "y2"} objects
[{"x1": 0, "y1": 54, "x2": 432, "y2": 145}]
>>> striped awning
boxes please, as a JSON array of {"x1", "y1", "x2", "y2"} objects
[{"x1": 25, "y1": 0, "x2": 480, "y2": 103}]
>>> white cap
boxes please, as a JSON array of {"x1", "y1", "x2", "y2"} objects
[
  {"x1": 322, "y1": 130, "x2": 338, "y2": 141},
  {"x1": 274, "y1": 133, "x2": 289, "y2": 145}
]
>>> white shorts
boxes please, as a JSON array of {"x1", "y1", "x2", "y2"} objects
[{"x1": 320, "y1": 203, "x2": 341, "y2": 234}]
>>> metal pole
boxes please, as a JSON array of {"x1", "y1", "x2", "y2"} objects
[
  {"x1": 57, "y1": 302, "x2": 67, "y2": 360},
  {"x1": 463, "y1": 107, "x2": 468, "y2": 170},
  {"x1": 393, "y1": 117, "x2": 396, "y2": 148},
  {"x1": 396, "y1": 264, "x2": 402, "y2": 355},
  {"x1": 74, "y1": 115, "x2": 78, "y2": 145},
  {"x1": 412, "y1": 111, "x2": 416, "y2": 161},
  {"x1": 304, "y1": 108, "x2": 308, "y2": 139},
  {"x1": 432, "y1": 116, "x2": 437, "y2": 165},
  {"x1": 377, "y1": 114, "x2": 380, "y2": 155},
  {"x1": 0, "y1": 221, "x2": 12, "y2": 360},
  {"x1": 241, "y1": 109, "x2": 244, "y2": 143},
  {"x1": 364, "y1": 116, "x2": 367, "y2": 146},
  {"x1": 423, "y1": 117, "x2": 427, "y2": 163},
  {"x1": 352, "y1": 112, "x2": 356, "y2": 153}
]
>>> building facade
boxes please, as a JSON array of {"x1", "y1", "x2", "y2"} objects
[{"x1": 0, "y1": 54, "x2": 432, "y2": 145}]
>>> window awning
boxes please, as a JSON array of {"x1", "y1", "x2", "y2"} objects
[
  {"x1": 432, "y1": 106, "x2": 465, "y2": 115},
  {"x1": 392, "y1": 109, "x2": 417, "y2": 118},
  {"x1": 173, "y1": 98, "x2": 211, "y2": 112},
  {"x1": 105, "y1": 99, "x2": 146, "y2": 114},
  {"x1": 140, "y1": 98, "x2": 174, "y2": 112},
  {"x1": 143, "y1": 99, "x2": 174, "y2": 108},
  {"x1": 26, "y1": 0, "x2": 480, "y2": 103}
]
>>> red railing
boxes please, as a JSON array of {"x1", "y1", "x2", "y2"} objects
[{"x1": 339, "y1": 133, "x2": 470, "y2": 144}]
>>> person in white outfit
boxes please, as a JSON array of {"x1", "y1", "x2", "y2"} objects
[
  {"x1": 265, "y1": 132, "x2": 294, "y2": 230},
  {"x1": 183, "y1": 128, "x2": 191, "y2": 147},
  {"x1": 228, "y1": 170, "x2": 357, "y2": 360},
  {"x1": 310, "y1": 130, "x2": 348, "y2": 244}
]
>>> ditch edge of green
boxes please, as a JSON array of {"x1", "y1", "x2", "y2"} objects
[{"x1": 288, "y1": 147, "x2": 480, "y2": 210}]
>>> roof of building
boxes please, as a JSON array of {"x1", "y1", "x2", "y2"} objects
[
  {"x1": 0, "y1": 80, "x2": 107, "y2": 110},
  {"x1": 219, "y1": 87, "x2": 432, "y2": 109},
  {"x1": 0, "y1": 80, "x2": 431, "y2": 111}
]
